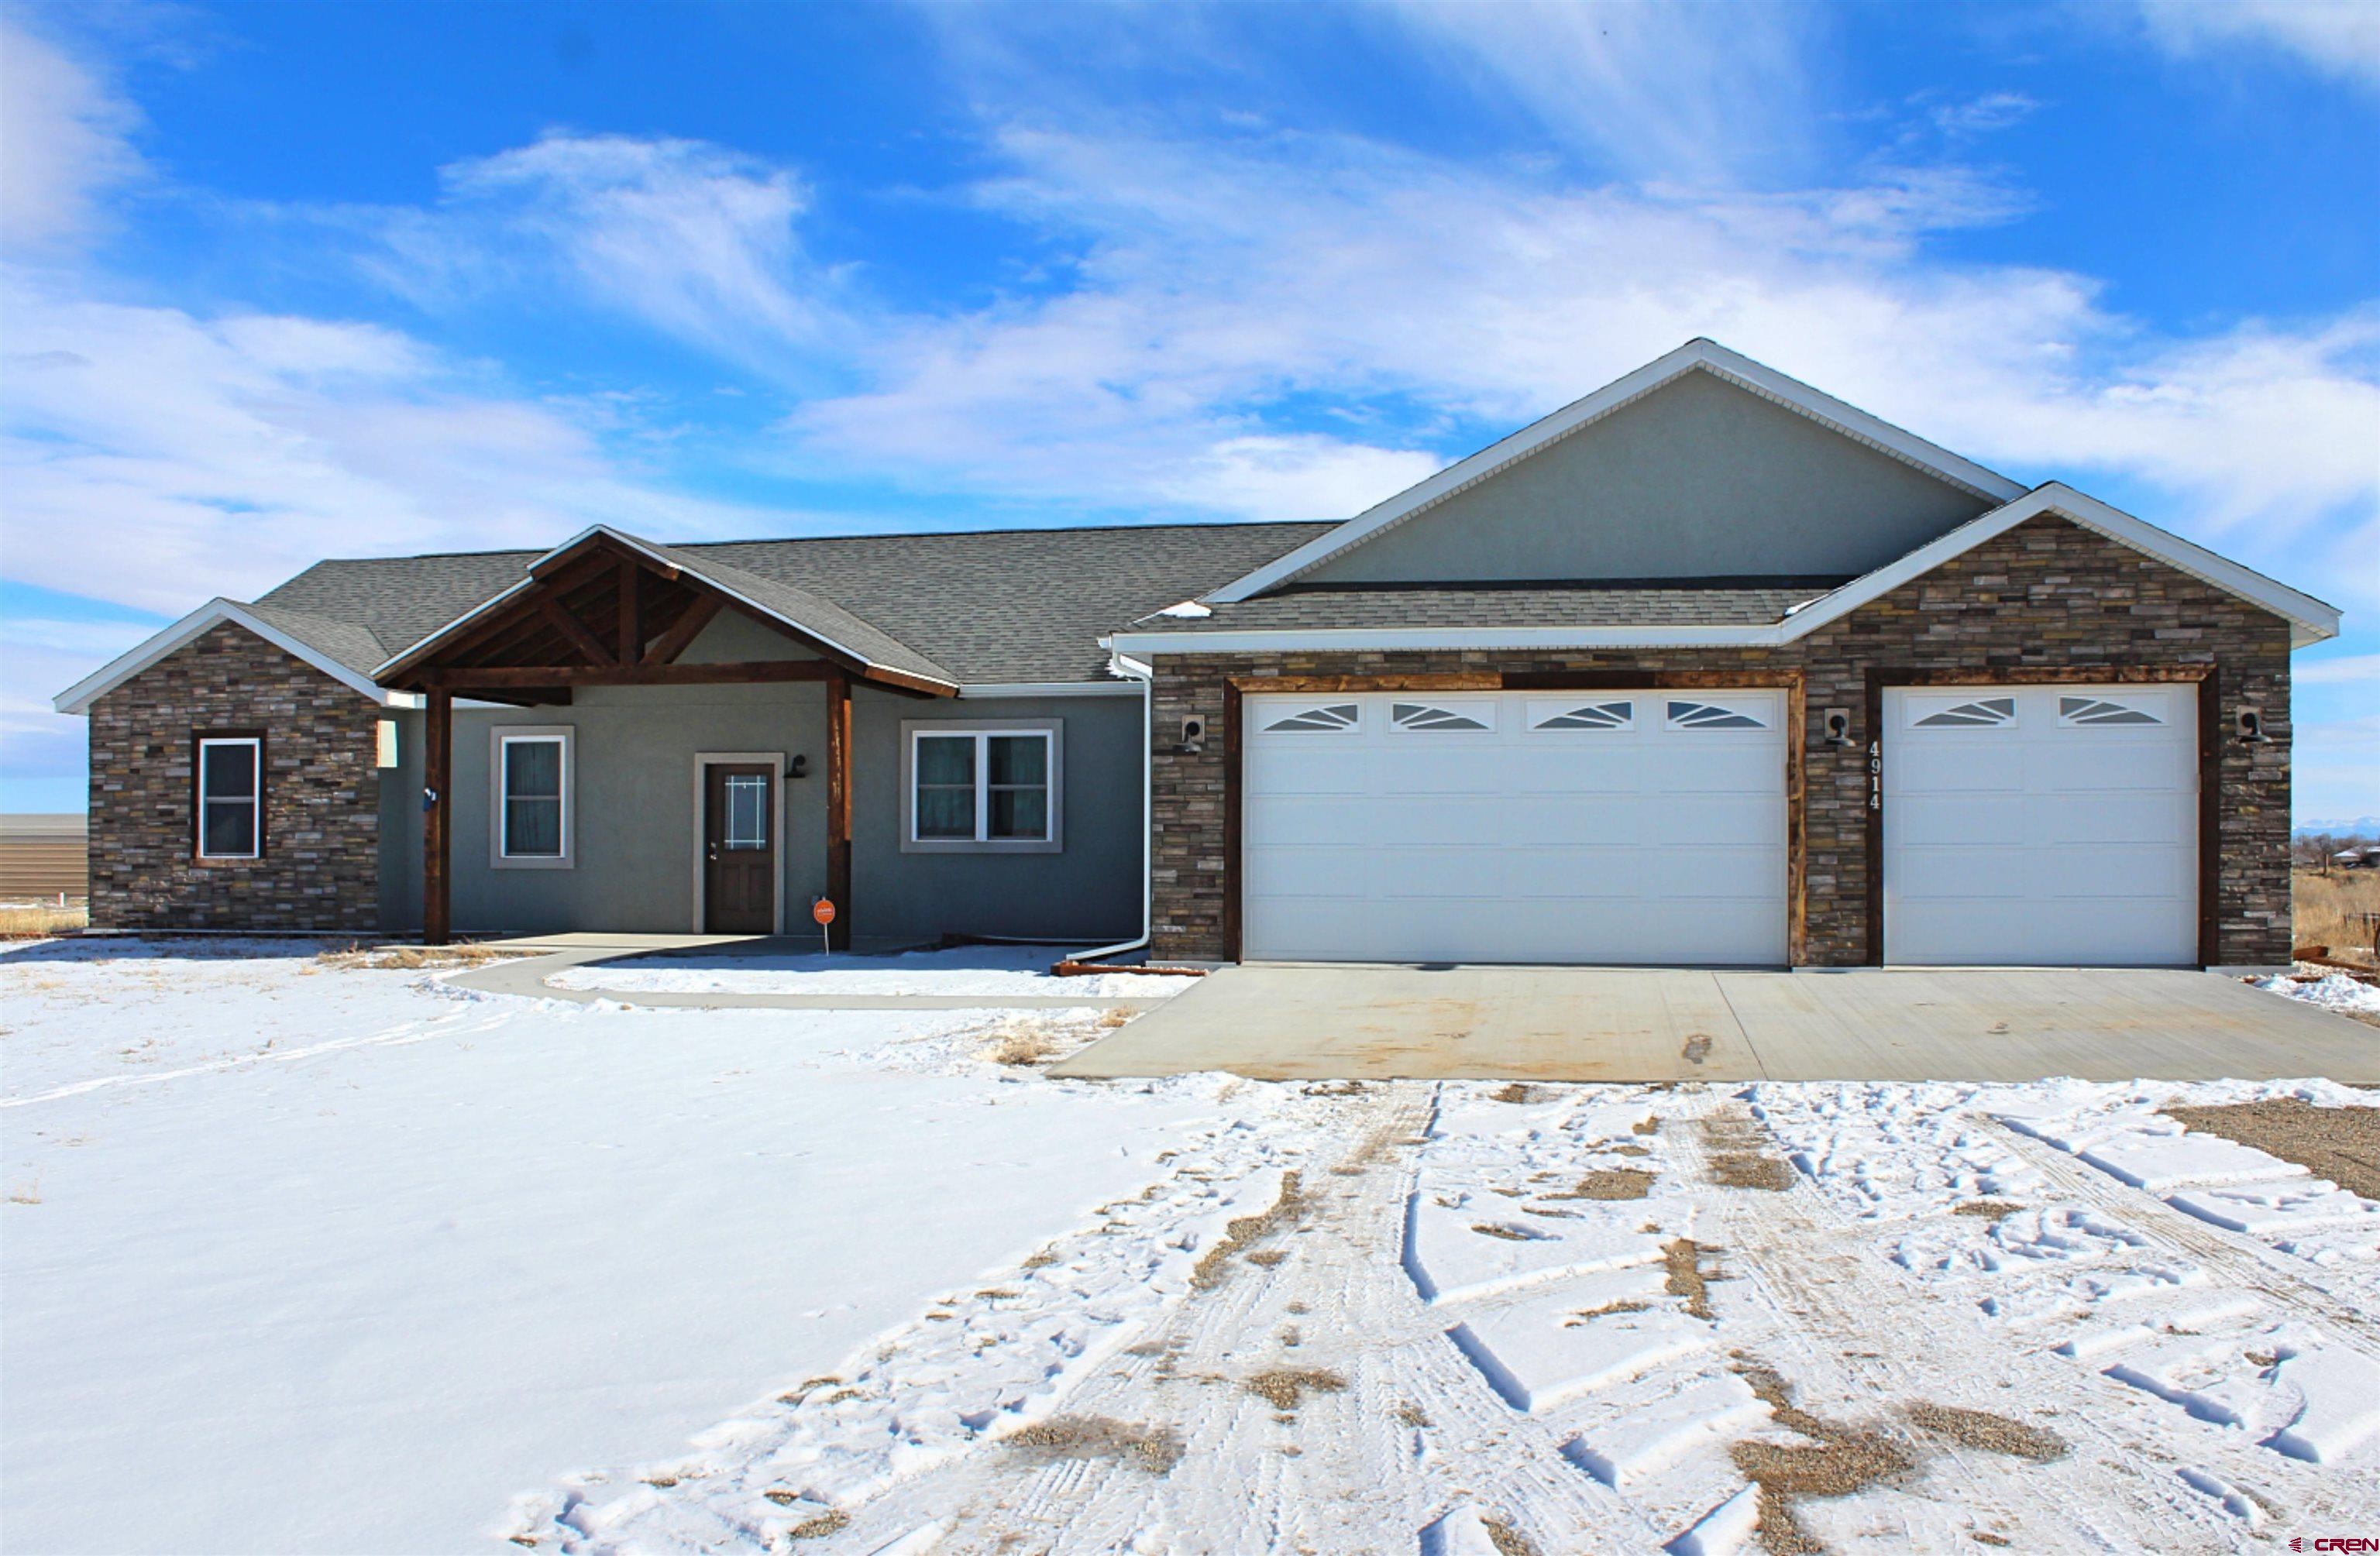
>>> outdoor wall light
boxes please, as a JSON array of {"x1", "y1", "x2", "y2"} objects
[
  {"x1": 1178, "y1": 715, "x2": 1206, "y2": 754},
  {"x1": 787, "y1": 754, "x2": 810, "y2": 778},
  {"x1": 2237, "y1": 709, "x2": 2271, "y2": 745},
  {"x1": 1822, "y1": 707, "x2": 1856, "y2": 747}
]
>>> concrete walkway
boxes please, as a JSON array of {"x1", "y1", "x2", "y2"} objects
[
  {"x1": 1049, "y1": 963, "x2": 2380, "y2": 1083},
  {"x1": 449, "y1": 936, "x2": 1171, "y2": 1012}
]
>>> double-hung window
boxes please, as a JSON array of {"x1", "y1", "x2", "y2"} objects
[
  {"x1": 491, "y1": 727, "x2": 574, "y2": 867},
  {"x1": 903, "y1": 720, "x2": 1062, "y2": 853},
  {"x1": 194, "y1": 736, "x2": 263, "y2": 860}
]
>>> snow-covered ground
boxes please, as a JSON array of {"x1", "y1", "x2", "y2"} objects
[
  {"x1": 545, "y1": 944, "x2": 1200, "y2": 999},
  {"x1": 0, "y1": 941, "x2": 1242, "y2": 1554},
  {"x1": 2258, "y1": 969, "x2": 2380, "y2": 1020},
  {"x1": 6, "y1": 941, "x2": 2378, "y2": 1554}
]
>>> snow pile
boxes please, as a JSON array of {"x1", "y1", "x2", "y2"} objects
[
  {"x1": 2256, "y1": 970, "x2": 2380, "y2": 1018},
  {"x1": 546, "y1": 943, "x2": 1198, "y2": 998}
]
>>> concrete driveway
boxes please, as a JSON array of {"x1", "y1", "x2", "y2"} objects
[{"x1": 1051, "y1": 964, "x2": 2380, "y2": 1083}]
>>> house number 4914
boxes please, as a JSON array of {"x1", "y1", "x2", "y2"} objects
[{"x1": 1868, "y1": 740, "x2": 1882, "y2": 809}]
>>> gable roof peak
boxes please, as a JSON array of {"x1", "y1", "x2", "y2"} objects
[{"x1": 1207, "y1": 338, "x2": 2027, "y2": 604}]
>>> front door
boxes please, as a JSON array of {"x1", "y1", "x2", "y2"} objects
[{"x1": 703, "y1": 763, "x2": 776, "y2": 934}]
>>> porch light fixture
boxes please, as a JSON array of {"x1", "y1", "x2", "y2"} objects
[
  {"x1": 2236, "y1": 708, "x2": 2271, "y2": 746},
  {"x1": 787, "y1": 754, "x2": 809, "y2": 778}
]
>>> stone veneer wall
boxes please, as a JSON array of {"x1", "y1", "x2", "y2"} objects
[
  {"x1": 88, "y1": 622, "x2": 383, "y2": 932},
  {"x1": 1148, "y1": 514, "x2": 2293, "y2": 967}
]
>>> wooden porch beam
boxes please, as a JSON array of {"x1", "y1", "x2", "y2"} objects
[
  {"x1": 425, "y1": 688, "x2": 452, "y2": 946},
  {"x1": 538, "y1": 599, "x2": 618, "y2": 668},
  {"x1": 424, "y1": 658, "x2": 837, "y2": 689},
  {"x1": 641, "y1": 593, "x2": 721, "y2": 667},
  {"x1": 825, "y1": 670, "x2": 852, "y2": 951}
]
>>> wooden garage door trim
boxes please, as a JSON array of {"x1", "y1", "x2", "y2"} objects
[
  {"x1": 1862, "y1": 666, "x2": 2218, "y2": 969},
  {"x1": 1225, "y1": 670, "x2": 1807, "y2": 964}
]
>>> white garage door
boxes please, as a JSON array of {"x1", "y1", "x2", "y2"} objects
[
  {"x1": 1241, "y1": 689, "x2": 1787, "y2": 964},
  {"x1": 1883, "y1": 685, "x2": 2198, "y2": 966}
]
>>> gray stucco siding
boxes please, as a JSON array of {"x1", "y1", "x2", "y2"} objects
[
  {"x1": 1302, "y1": 369, "x2": 1993, "y2": 585},
  {"x1": 379, "y1": 675, "x2": 1145, "y2": 947},
  {"x1": 850, "y1": 686, "x2": 1144, "y2": 947}
]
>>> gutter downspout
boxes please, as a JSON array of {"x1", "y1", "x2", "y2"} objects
[{"x1": 1065, "y1": 648, "x2": 1155, "y2": 967}]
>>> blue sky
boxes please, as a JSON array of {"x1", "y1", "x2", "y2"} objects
[{"x1": 3, "y1": 0, "x2": 2375, "y2": 818}]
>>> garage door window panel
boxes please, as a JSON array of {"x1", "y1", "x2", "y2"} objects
[
  {"x1": 1908, "y1": 696, "x2": 2017, "y2": 729},
  {"x1": 2058, "y1": 696, "x2": 2165, "y2": 726},
  {"x1": 1389, "y1": 700, "x2": 1495, "y2": 733},
  {"x1": 1666, "y1": 698, "x2": 1770, "y2": 730},
  {"x1": 1260, "y1": 702, "x2": 1360, "y2": 735},
  {"x1": 1529, "y1": 699, "x2": 1635, "y2": 732}
]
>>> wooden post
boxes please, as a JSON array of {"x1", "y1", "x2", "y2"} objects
[
  {"x1": 425, "y1": 688, "x2": 452, "y2": 946},
  {"x1": 824, "y1": 672, "x2": 852, "y2": 950}
]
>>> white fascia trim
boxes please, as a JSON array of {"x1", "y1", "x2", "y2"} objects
[
  {"x1": 955, "y1": 681, "x2": 1141, "y2": 699},
  {"x1": 53, "y1": 600, "x2": 420, "y2": 715},
  {"x1": 370, "y1": 523, "x2": 960, "y2": 692},
  {"x1": 1108, "y1": 623, "x2": 1787, "y2": 656},
  {"x1": 1208, "y1": 339, "x2": 2028, "y2": 603},
  {"x1": 1773, "y1": 483, "x2": 2342, "y2": 649}
]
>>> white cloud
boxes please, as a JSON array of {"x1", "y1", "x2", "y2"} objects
[
  {"x1": 367, "y1": 132, "x2": 837, "y2": 375},
  {"x1": 0, "y1": 270, "x2": 784, "y2": 617},
  {"x1": 2137, "y1": 1, "x2": 2380, "y2": 89},
  {"x1": 0, "y1": 18, "x2": 146, "y2": 251}
]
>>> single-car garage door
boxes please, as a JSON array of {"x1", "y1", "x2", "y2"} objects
[
  {"x1": 1241, "y1": 689, "x2": 1787, "y2": 963},
  {"x1": 1883, "y1": 684, "x2": 2198, "y2": 966}
]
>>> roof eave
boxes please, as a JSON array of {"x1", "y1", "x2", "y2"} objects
[{"x1": 54, "y1": 600, "x2": 420, "y2": 715}]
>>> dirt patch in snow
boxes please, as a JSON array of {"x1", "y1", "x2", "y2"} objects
[
  {"x1": 2161, "y1": 1098, "x2": 2380, "y2": 1199},
  {"x1": 982, "y1": 1018, "x2": 1074, "y2": 1067},
  {"x1": 1006, "y1": 1414, "x2": 1183, "y2": 1473},
  {"x1": 1244, "y1": 1366, "x2": 1345, "y2": 1411},
  {"x1": 1481, "y1": 1516, "x2": 1540, "y2": 1556},
  {"x1": 1904, "y1": 1401, "x2": 2065, "y2": 1462},
  {"x1": 1732, "y1": 1362, "x2": 1915, "y2": 1555},
  {"x1": 1703, "y1": 1113, "x2": 1796, "y2": 1192},
  {"x1": 1189, "y1": 1170, "x2": 1305, "y2": 1289},
  {"x1": 1664, "y1": 1237, "x2": 1717, "y2": 1320},
  {"x1": 1950, "y1": 1199, "x2": 2023, "y2": 1221},
  {"x1": 315, "y1": 943, "x2": 527, "y2": 971},
  {"x1": 1542, "y1": 1167, "x2": 1656, "y2": 1200}
]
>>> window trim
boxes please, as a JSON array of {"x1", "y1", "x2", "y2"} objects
[
  {"x1": 488, "y1": 725, "x2": 576, "y2": 869},
  {"x1": 899, "y1": 718, "x2": 1063, "y2": 854},
  {"x1": 191, "y1": 732, "x2": 265, "y2": 862}
]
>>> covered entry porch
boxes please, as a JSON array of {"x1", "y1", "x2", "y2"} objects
[{"x1": 374, "y1": 527, "x2": 940, "y2": 949}]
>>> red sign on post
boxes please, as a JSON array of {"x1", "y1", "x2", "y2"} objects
[{"x1": 812, "y1": 898, "x2": 837, "y2": 926}]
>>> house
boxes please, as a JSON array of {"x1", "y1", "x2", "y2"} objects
[{"x1": 55, "y1": 340, "x2": 2340, "y2": 970}]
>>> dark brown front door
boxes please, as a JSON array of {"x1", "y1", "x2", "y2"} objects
[{"x1": 703, "y1": 763, "x2": 776, "y2": 933}]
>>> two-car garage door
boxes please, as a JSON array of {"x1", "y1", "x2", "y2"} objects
[
  {"x1": 1242, "y1": 689, "x2": 1788, "y2": 964},
  {"x1": 1240, "y1": 682, "x2": 2199, "y2": 967}
]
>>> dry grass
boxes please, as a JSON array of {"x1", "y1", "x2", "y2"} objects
[
  {"x1": 1189, "y1": 1170, "x2": 1304, "y2": 1288},
  {"x1": 786, "y1": 1509, "x2": 849, "y2": 1539},
  {"x1": 1244, "y1": 1366, "x2": 1345, "y2": 1410},
  {"x1": 1488, "y1": 1081, "x2": 1542, "y2": 1103},
  {"x1": 1730, "y1": 1362, "x2": 1915, "y2": 1556},
  {"x1": 1703, "y1": 1113, "x2": 1797, "y2": 1192},
  {"x1": 1006, "y1": 1413, "x2": 1184, "y2": 1473},
  {"x1": 0, "y1": 902, "x2": 87, "y2": 938},
  {"x1": 983, "y1": 1021, "x2": 1064, "y2": 1067},
  {"x1": 2162, "y1": 1098, "x2": 2380, "y2": 1200},
  {"x1": 1665, "y1": 1238, "x2": 1716, "y2": 1321},
  {"x1": 2296, "y1": 867, "x2": 2380, "y2": 966},
  {"x1": 1541, "y1": 1168, "x2": 1656, "y2": 1201},
  {"x1": 1480, "y1": 1516, "x2": 1539, "y2": 1556},
  {"x1": 1470, "y1": 1221, "x2": 1534, "y2": 1241},
  {"x1": 315, "y1": 943, "x2": 522, "y2": 971},
  {"x1": 1951, "y1": 1199, "x2": 2023, "y2": 1221},
  {"x1": 1905, "y1": 1401, "x2": 2066, "y2": 1462}
]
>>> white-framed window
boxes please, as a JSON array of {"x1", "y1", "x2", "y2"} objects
[
  {"x1": 900, "y1": 719, "x2": 1063, "y2": 854},
  {"x1": 490, "y1": 726, "x2": 575, "y2": 868},
  {"x1": 194, "y1": 735, "x2": 262, "y2": 860},
  {"x1": 1909, "y1": 696, "x2": 2017, "y2": 730},
  {"x1": 1257, "y1": 702, "x2": 1360, "y2": 734},
  {"x1": 2058, "y1": 695, "x2": 2165, "y2": 727},
  {"x1": 1666, "y1": 698, "x2": 1770, "y2": 730},
  {"x1": 1388, "y1": 699, "x2": 1495, "y2": 733},
  {"x1": 1529, "y1": 699, "x2": 1635, "y2": 732}
]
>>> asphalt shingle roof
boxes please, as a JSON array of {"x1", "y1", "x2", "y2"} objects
[
  {"x1": 1122, "y1": 580, "x2": 1846, "y2": 634},
  {"x1": 254, "y1": 522, "x2": 1339, "y2": 686}
]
